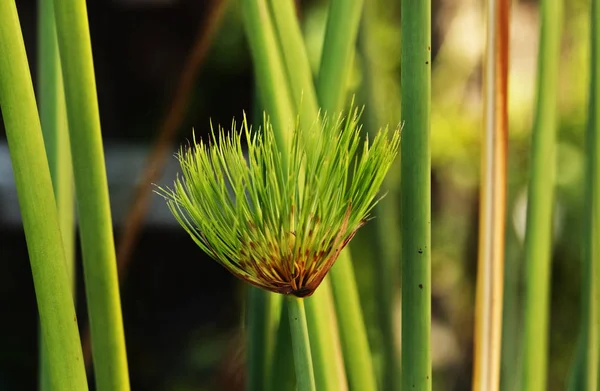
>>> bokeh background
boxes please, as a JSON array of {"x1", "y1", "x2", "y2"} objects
[{"x1": 0, "y1": 0, "x2": 591, "y2": 390}]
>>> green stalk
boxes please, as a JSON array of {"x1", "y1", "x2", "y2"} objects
[
  {"x1": 520, "y1": 0, "x2": 563, "y2": 388},
  {"x1": 246, "y1": 287, "x2": 281, "y2": 391},
  {"x1": 242, "y1": 0, "x2": 295, "y2": 150},
  {"x1": 51, "y1": 1, "x2": 130, "y2": 389},
  {"x1": 400, "y1": 0, "x2": 432, "y2": 388},
  {"x1": 267, "y1": 0, "x2": 319, "y2": 128},
  {"x1": 315, "y1": 1, "x2": 378, "y2": 389},
  {"x1": 360, "y1": 2, "x2": 402, "y2": 388},
  {"x1": 241, "y1": 1, "x2": 295, "y2": 389},
  {"x1": 266, "y1": 2, "x2": 348, "y2": 389},
  {"x1": 287, "y1": 297, "x2": 317, "y2": 391},
  {"x1": 0, "y1": 1, "x2": 88, "y2": 389},
  {"x1": 329, "y1": 252, "x2": 378, "y2": 390},
  {"x1": 268, "y1": 301, "x2": 296, "y2": 391},
  {"x1": 305, "y1": 281, "x2": 348, "y2": 391},
  {"x1": 317, "y1": 0, "x2": 364, "y2": 114},
  {"x1": 572, "y1": 0, "x2": 600, "y2": 386},
  {"x1": 38, "y1": 0, "x2": 75, "y2": 389}
]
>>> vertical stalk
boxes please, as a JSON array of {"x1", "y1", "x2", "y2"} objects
[
  {"x1": 316, "y1": 1, "x2": 378, "y2": 389},
  {"x1": 266, "y1": 2, "x2": 348, "y2": 389},
  {"x1": 287, "y1": 296, "x2": 317, "y2": 391},
  {"x1": 571, "y1": 0, "x2": 600, "y2": 386},
  {"x1": 246, "y1": 287, "x2": 281, "y2": 391},
  {"x1": 400, "y1": 0, "x2": 432, "y2": 389},
  {"x1": 520, "y1": 0, "x2": 563, "y2": 389},
  {"x1": 360, "y1": 2, "x2": 402, "y2": 388},
  {"x1": 0, "y1": 1, "x2": 88, "y2": 389},
  {"x1": 268, "y1": 300, "x2": 296, "y2": 391},
  {"x1": 317, "y1": 0, "x2": 364, "y2": 114},
  {"x1": 267, "y1": 0, "x2": 319, "y2": 127},
  {"x1": 38, "y1": 0, "x2": 75, "y2": 389},
  {"x1": 472, "y1": 0, "x2": 509, "y2": 389},
  {"x1": 241, "y1": 1, "x2": 295, "y2": 389},
  {"x1": 51, "y1": 0, "x2": 130, "y2": 389}
]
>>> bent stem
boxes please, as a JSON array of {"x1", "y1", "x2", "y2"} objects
[{"x1": 287, "y1": 296, "x2": 317, "y2": 391}]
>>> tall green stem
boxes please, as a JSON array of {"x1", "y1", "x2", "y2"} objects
[
  {"x1": 38, "y1": 0, "x2": 75, "y2": 389},
  {"x1": 266, "y1": 2, "x2": 348, "y2": 389},
  {"x1": 317, "y1": 0, "x2": 364, "y2": 114},
  {"x1": 246, "y1": 287, "x2": 281, "y2": 391},
  {"x1": 0, "y1": 1, "x2": 88, "y2": 389},
  {"x1": 287, "y1": 297, "x2": 317, "y2": 391},
  {"x1": 51, "y1": 1, "x2": 130, "y2": 389},
  {"x1": 316, "y1": 1, "x2": 378, "y2": 389},
  {"x1": 242, "y1": 1, "x2": 295, "y2": 389},
  {"x1": 573, "y1": 0, "x2": 600, "y2": 386},
  {"x1": 520, "y1": 0, "x2": 563, "y2": 389},
  {"x1": 400, "y1": 0, "x2": 432, "y2": 388}
]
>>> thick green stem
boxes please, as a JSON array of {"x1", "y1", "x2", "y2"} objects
[
  {"x1": 287, "y1": 296, "x2": 317, "y2": 391},
  {"x1": 305, "y1": 280, "x2": 348, "y2": 391},
  {"x1": 317, "y1": 0, "x2": 364, "y2": 114},
  {"x1": 0, "y1": 1, "x2": 88, "y2": 389},
  {"x1": 51, "y1": 1, "x2": 130, "y2": 389},
  {"x1": 330, "y1": 252, "x2": 378, "y2": 390},
  {"x1": 266, "y1": 2, "x2": 348, "y2": 390},
  {"x1": 38, "y1": 0, "x2": 76, "y2": 389},
  {"x1": 268, "y1": 301, "x2": 296, "y2": 391},
  {"x1": 246, "y1": 287, "x2": 281, "y2": 391},
  {"x1": 316, "y1": 1, "x2": 378, "y2": 389},
  {"x1": 242, "y1": 0, "x2": 295, "y2": 152},
  {"x1": 267, "y1": 0, "x2": 319, "y2": 128},
  {"x1": 400, "y1": 0, "x2": 432, "y2": 388},
  {"x1": 242, "y1": 1, "x2": 296, "y2": 389},
  {"x1": 520, "y1": 0, "x2": 563, "y2": 389}
]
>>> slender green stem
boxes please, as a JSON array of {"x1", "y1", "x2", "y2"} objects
[
  {"x1": 315, "y1": 1, "x2": 378, "y2": 389},
  {"x1": 400, "y1": 0, "x2": 432, "y2": 388},
  {"x1": 38, "y1": 0, "x2": 76, "y2": 389},
  {"x1": 51, "y1": 1, "x2": 130, "y2": 389},
  {"x1": 330, "y1": 251, "x2": 378, "y2": 390},
  {"x1": 520, "y1": 0, "x2": 563, "y2": 389},
  {"x1": 267, "y1": 0, "x2": 319, "y2": 128},
  {"x1": 247, "y1": 287, "x2": 281, "y2": 391},
  {"x1": 317, "y1": 0, "x2": 364, "y2": 114},
  {"x1": 305, "y1": 280, "x2": 348, "y2": 391},
  {"x1": 287, "y1": 296, "x2": 317, "y2": 391},
  {"x1": 242, "y1": 2, "x2": 296, "y2": 389},
  {"x1": 266, "y1": 2, "x2": 348, "y2": 389},
  {"x1": 0, "y1": 1, "x2": 88, "y2": 389},
  {"x1": 360, "y1": 3, "x2": 402, "y2": 388},
  {"x1": 268, "y1": 300, "x2": 296, "y2": 391},
  {"x1": 573, "y1": 0, "x2": 600, "y2": 386},
  {"x1": 242, "y1": 0, "x2": 295, "y2": 152}
]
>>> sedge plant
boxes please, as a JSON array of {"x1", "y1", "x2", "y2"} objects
[
  {"x1": 400, "y1": 0, "x2": 432, "y2": 388},
  {"x1": 51, "y1": 0, "x2": 131, "y2": 389},
  {"x1": 519, "y1": 0, "x2": 563, "y2": 389},
  {"x1": 0, "y1": 1, "x2": 88, "y2": 389},
  {"x1": 37, "y1": 0, "x2": 76, "y2": 389},
  {"x1": 157, "y1": 109, "x2": 399, "y2": 391},
  {"x1": 569, "y1": 0, "x2": 600, "y2": 387}
]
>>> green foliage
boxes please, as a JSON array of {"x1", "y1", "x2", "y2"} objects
[{"x1": 158, "y1": 108, "x2": 399, "y2": 297}]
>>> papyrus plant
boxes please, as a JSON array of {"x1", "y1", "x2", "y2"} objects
[{"x1": 157, "y1": 107, "x2": 399, "y2": 298}]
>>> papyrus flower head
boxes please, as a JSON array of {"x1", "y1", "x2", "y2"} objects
[{"x1": 157, "y1": 107, "x2": 400, "y2": 297}]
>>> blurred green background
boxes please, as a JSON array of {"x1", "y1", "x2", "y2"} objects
[{"x1": 0, "y1": 0, "x2": 590, "y2": 389}]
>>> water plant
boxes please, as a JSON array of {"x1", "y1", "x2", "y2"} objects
[{"x1": 157, "y1": 108, "x2": 399, "y2": 390}]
